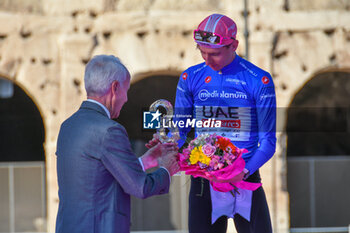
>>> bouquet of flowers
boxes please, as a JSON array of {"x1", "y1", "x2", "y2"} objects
[{"x1": 178, "y1": 133, "x2": 261, "y2": 193}]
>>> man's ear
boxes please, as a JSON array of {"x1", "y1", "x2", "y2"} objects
[{"x1": 111, "y1": 81, "x2": 120, "y2": 94}]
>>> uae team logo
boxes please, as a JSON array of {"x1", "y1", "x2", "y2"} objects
[{"x1": 143, "y1": 110, "x2": 162, "y2": 129}]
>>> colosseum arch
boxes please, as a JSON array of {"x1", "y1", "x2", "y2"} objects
[
  {"x1": 117, "y1": 71, "x2": 191, "y2": 231},
  {"x1": 0, "y1": 74, "x2": 47, "y2": 232},
  {"x1": 286, "y1": 69, "x2": 350, "y2": 229}
]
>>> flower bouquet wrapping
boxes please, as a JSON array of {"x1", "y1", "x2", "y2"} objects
[{"x1": 178, "y1": 133, "x2": 261, "y2": 193}]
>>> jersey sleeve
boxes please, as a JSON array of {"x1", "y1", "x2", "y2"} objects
[
  {"x1": 174, "y1": 71, "x2": 194, "y2": 148},
  {"x1": 245, "y1": 73, "x2": 277, "y2": 174}
]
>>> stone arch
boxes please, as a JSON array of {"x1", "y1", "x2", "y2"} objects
[
  {"x1": 0, "y1": 74, "x2": 47, "y2": 231},
  {"x1": 131, "y1": 70, "x2": 182, "y2": 84},
  {"x1": 0, "y1": 71, "x2": 47, "y2": 132},
  {"x1": 286, "y1": 68, "x2": 350, "y2": 156},
  {"x1": 286, "y1": 66, "x2": 350, "y2": 109},
  {"x1": 286, "y1": 69, "x2": 350, "y2": 228},
  {"x1": 117, "y1": 71, "x2": 184, "y2": 231},
  {"x1": 119, "y1": 71, "x2": 181, "y2": 142},
  {"x1": 0, "y1": 74, "x2": 46, "y2": 161}
]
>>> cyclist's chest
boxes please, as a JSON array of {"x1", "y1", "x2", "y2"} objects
[{"x1": 191, "y1": 73, "x2": 254, "y2": 107}]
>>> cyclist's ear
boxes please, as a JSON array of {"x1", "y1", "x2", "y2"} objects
[{"x1": 232, "y1": 39, "x2": 239, "y2": 51}]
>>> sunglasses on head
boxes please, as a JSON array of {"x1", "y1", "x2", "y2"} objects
[{"x1": 193, "y1": 29, "x2": 234, "y2": 45}]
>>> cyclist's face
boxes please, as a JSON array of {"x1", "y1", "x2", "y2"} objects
[{"x1": 198, "y1": 44, "x2": 236, "y2": 71}]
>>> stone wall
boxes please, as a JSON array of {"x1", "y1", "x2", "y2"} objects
[{"x1": 0, "y1": 0, "x2": 349, "y2": 232}]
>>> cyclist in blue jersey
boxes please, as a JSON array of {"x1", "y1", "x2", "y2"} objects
[{"x1": 175, "y1": 14, "x2": 276, "y2": 233}]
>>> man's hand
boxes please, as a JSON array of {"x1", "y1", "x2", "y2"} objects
[
  {"x1": 140, "y1": 142, "x2": 178, "y2": 170},
  {"x1": 158, "y1": 151, "x2": 180, "y2": 176},
  {"x1": 210, "y1": 171, "x2": 245, "y2": 183},
  {"x1": 145, "y1": 134, "x2": 161, "y2": 149}
]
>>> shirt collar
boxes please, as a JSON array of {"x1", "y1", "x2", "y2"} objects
[
  {"x1": 86, "y1": 99, "x2": 111, "y2": 119},
  {"x1": 219, "y1": 53, "x2": 240, "y2": 74}
]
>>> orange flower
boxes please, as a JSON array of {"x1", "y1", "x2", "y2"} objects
[
  {"x1": 216, "y1": 137, "x2": 236, "y2": 153},
  {"x1": 226, "y1": 143, "x2": 236, "y2": 153},
  {"x1": 216, "y1": 137, "x2": 230, "y2": 150}
]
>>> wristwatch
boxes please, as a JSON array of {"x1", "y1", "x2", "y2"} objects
[{"x1": 243, "y1": 168, "x2": 250, "y2": 180}]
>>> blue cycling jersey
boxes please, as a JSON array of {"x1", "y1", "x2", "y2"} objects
[{"x1": 174, "y1": 54, "x2": 276, "y2": 174}]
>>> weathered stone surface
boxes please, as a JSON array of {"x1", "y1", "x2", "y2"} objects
[
  {"x1": 251, "y1": 0, "x2": 285, "y2": 13},
  {"x1": 57, "y1": 34, "x2": 92, "y2": 117},
  {"x1": 42, "y1": 0, "x2": 105, "y2": 15},
  {"x1": 151, "y1": 0, "x2": 221, "y2": 11},
  {"x1": 286, "y1": 0, "x2": 350, "y2": 11},
  {"x1": 265, "y1": 11, "x2": 350, "y2": 31},
  {"x1": 249, "y1": 31, "x2": 274, "y2": 70},
  {"x1": 0, "y1": 0, "x2": 43, "y2": 14},
  {"x1": 271, "y1": 29, "x2": 350, "y2": 107},
  {"x1": 117, "y1": 0, "x2": 154, "y2": 11}
]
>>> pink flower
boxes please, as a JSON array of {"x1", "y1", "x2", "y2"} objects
[
  {"x1": 209, "y1": 157, "x2": 225, "y2": 170},
  {"x1": 183, "y1": 148, "x2": 191, "y2": 155},
  {"x1": 223, "y1": 152, "x2": 229, "y2": 160},
  {"x1": 178, "y1": 152, "x2": 188, "y2": 161},
  {"x1": 202, "y1": 144, "x2": 216, "y2": 157},
  {"x1": 216, "y1": 162, "x2": 224, "y2": 170},
  {"x1": 209, "y1": 159, "x2": 218, "y2": 170}
]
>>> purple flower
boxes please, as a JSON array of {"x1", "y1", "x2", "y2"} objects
[
  {"x1": 199, "y1": 162, "x2": 208, "y2": 169},
  {"x1": 202, "y1": 144, "x2": 216, "y2": 157}
]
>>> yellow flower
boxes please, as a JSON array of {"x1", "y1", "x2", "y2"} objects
[
  {"x1": 199, "y1": 153, "x2": 211, "y2": 165},
  {"x1": 189, "y1": 146, "x2": 200, "y2": 164},
  {"x1": 189, "y1": 146, "x2": 211, "y2": 165}
]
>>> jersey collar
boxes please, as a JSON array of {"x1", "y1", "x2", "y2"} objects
[{"x1": 219, "y1": 53, "x2": 240, "y2": 74}]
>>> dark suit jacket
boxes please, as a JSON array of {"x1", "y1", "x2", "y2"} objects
[{"x1": 55, "y1": 101, "x2": 170, "y2": 233}]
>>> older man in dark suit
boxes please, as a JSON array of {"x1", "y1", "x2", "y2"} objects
[{"x1": 55, "y1": 55, "x2": 179, "y2": 233}]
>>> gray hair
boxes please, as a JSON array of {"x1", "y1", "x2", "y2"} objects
[{"x1": 84, "y1": 55, "x2": 130, "y2": 97}]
